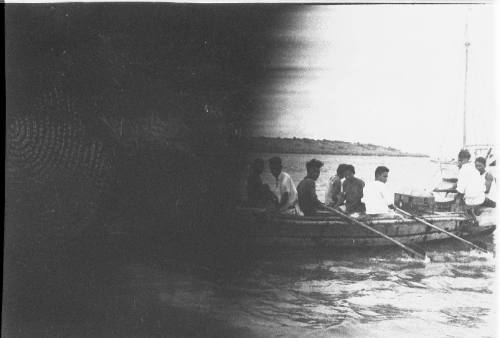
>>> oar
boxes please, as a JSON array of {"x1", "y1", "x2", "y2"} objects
[
  {"x1": 321, "y1": 204, "x2": 427, "y2": 260},
  {"x1": 485, "y1": 147, "x2": 492, "y2": 160},
  {"x1": 393, "y1": 206, "x2": 488, "y2": 253}
]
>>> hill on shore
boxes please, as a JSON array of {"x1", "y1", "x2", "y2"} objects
[{"x1": 242, "y1": 137, "x2": 427, "y2": 157}]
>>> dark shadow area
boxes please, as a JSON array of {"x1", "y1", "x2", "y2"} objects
[
  {"x1": 4, "y1": 3, "x2": 292, "y2": 336},
  {"x1": 2, "y1": 233, "x2": 260, "y2": 337}
]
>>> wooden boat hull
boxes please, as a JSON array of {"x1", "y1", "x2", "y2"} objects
[{"x1": 235, "y1": 208, "x2": 496, "y2": 249}]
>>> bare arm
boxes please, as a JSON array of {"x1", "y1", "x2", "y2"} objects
[
  {"x1": 454, "y1": 169, "x2": 466, "y2": 202},
  {"x1": 330, "y1": 180, "x2": 342, "y2": 207},
  {"x1": 306, "y1": 181, "x2": 324, "y2": 210},
  {"x1": 333, "y1": 192, "x2": 345, "y2": 208},
  {"x1": 485, "y1": 172, "x2": 494, "y2": 194}
]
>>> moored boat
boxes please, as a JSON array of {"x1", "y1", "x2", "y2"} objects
[{"x1": 235, "y1": 207, "x2": 495, "y2": 249}]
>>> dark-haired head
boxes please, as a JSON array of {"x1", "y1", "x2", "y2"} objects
[
  {"x1": 475, "y1": 157, "x2": 486, "y2": 173},
  {"x1": 336, "y1": 164, "x2": 348, "y2": 177},
  {"x1": 269, "y1": 156, "x2": 283, "y2": 177},
  {"x1": 375, "y1": 166, "x2": 389, "y2": 177},
  {"x1": 344, "y1": 164, "x2": 355, "y2": 174},
  {"x1": 475, "y1": 157, "x2": 486, "y2": 166},
  {"x1": 306, "y1": 159, "x2": 324, "y2": 180},
  {"x1": 306, "y1": 159, "x2": 324, "y2": 171},
  {"x1": 343, "y1": 164, "x2": 355, "y2": 179},
  {"x1": 457, "y1": 149, "x2": 471, "y2": 168},
  {"x1": 375, "y1": 166, "x2": 389, "y2": 183},
  {"x1": 458, "y1": 149, "x2": 471, "y2": 160}
]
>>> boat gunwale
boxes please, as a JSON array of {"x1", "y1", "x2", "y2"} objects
[
  {"x1": 250, "y1": 228, "x2": 495, "y2": 240},
  {"x1": 235, "y1": 207, "x2": 495, "y2": 247},
  {"x1": 237, "y1": 207, "x2": 468, "y2": 224},
  {"x1": 274, "y1": 214, "x2": 467, "y2": 224}
]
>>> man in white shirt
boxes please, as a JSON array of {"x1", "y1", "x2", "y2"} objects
[
  {"x1": 363, "y1": 166, "x2": 394, "y2": 215},
  {"x1": 455, "y1": 150, "x2": 485, "y2": 223},
  {"x1": 456, "y1": 150, "x2": 485, "y2": 206},
  {"x1": 269, "y1": 157, "x2": 298, "y2": 212}
]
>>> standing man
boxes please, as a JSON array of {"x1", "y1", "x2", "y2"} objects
[
  {"x1": 297, "y1": 159, "x2": 325, "y2": 216},
  {"x1": 363, "y1": 166, "x2": 395, "y2": 215},
  {"x1": 268, "y1": 156, "x2": 298, "y2": 212},
  {"x1": 325, "y1": 164, "x2": 347, "y2": 207},
  {"x1": 456, "y1": 150, "x2": 485, "y2": 220},
  {"x1": 474, "y1": 157, "x2": 496, "y2": 208},
  {"x1": 340, "y1": 165, "x2": 365, "y2": 213}
]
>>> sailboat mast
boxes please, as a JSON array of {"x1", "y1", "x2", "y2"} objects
[{"x1": 463, "y1": 40, "x2": 470, "y2": 149}]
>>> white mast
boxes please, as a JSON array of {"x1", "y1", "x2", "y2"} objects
[
  {"x1": 463, "y1": 39, "x2": 470, "y2": 149},
  {"x1": 462, "y1": 17, "x2": 470, "y2": 149}
]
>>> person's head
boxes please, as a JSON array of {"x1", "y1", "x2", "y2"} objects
[
  {"x1": 343, "y1": 164, "x2": 355, "y2": 180},
  {"x1": 336, "y1": 164, "x2": 348, "y2": 178},
  {"x1": 475, "y1": 157, "x2": 486, "y2": 174},
  {"x1": 375, "y1": 166, "x2": 390, "y2": 183},
  {"x1": 251, "y1": 158, "x2": 265, "y2": 174},
  {"x1": 268, "y1": 156, "x2": 283, "y2": 177},
  {"x1": 306, "y1": 159, "x2": 324, "y2": 180},
  {"x1": 457, "y1": 149, "x2": 471, "y2": 168}
]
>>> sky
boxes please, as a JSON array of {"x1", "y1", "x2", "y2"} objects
[
  {"x1": 5, "y1": 1, "x2": 496, "y2": 157},
  {"x1": 252, "y1": 4, "x2": 495, "y2": 156}
]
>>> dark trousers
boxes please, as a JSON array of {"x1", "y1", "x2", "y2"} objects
[
  {"x1": 482, "y1": 198, "x2": 496, "y2": 208},
  {"x1": 346, "y1": 202, "x2": 366, "y2": 213}
]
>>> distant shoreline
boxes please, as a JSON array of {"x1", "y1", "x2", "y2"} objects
[
  {"x1": 250, "y1": 151, "x2": 427, "y2": 158},
  {"x1": 241, "y1": 137, "x2": 428, "y2": 158}
]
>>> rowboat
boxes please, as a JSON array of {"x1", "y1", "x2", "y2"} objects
[{"x1": 235, "y1": 207, "x2": 496, "y2": 249}]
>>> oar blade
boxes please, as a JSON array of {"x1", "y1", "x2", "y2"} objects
[{"x1": 406, "y1": 243, "x2": 427, "y2": 258}]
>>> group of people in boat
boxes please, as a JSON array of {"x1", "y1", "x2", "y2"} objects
[
  {"x1": 452, "y1": 149, "x2": 496, "y2": 220},
  {"x1": 246, "y1": 156, "x2": 395, "y2": 216},
  {"x1": 246, "y1": 148, "x2": 496, "y2": 218}
]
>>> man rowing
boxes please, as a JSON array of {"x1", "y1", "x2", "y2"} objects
[
  {"x1": 297, "y1": 159, "x2": 327, "y2": 216},
  {"x1": 340, "y1": 165, "x2": 365, "y2": 213}
]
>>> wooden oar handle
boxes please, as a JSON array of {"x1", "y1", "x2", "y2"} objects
[{"x1": 393, "y1": 206, "x2": 488, "y2": 253}]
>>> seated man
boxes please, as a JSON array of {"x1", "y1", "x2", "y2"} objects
[
  {"x1": 341, "y1": 165, "x2": 365, "y2": 213},
  {"x1": 363, "y1": 166, "x2": 395, "y2": 215},
  {"x1": 246, "y1": 158, "x2": 275, "y2": 207},
  {"x1": 297, "y1": 159, "x2": 325, "y2": 216},
  {"x1": 325, "y1": 163, "x2": 347, "y2": 207},
  {"x1": 475, "y1": 157, "x2": 496, "y2": 208},
  {"x1": 456, "y1": 149, "x2": 485, "y2": 220},
  {"x1": 269, "y1": 157, "x2": 298, "y2": 212}
]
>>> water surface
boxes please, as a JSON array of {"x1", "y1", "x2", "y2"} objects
[
  {"x1": 5, "y1": 154, "x2": 495, "y2": 337},
  {"x1": 168, "y1": 154, "x2": 494, "y2": 336}
]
